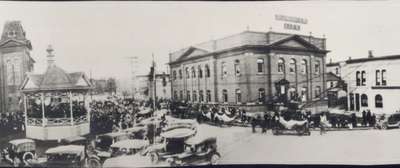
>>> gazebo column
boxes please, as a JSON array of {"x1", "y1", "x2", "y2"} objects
[
  {"x1": 23, "y1": 94, "x2": 28, "y2": 128},
  {"x1": 69, "y1": 91, "x2": 74, "y2": 126},
  {"x1": 41, "y1": 93, "x2": 45, "y2": 127}
]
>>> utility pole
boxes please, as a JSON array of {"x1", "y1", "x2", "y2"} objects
[
  {"x1": 152, "y1": 54, "x2": 156, "y2": 111},
  {"x1": 126, "y1": 56, "x2": 138, "y2": 99}
]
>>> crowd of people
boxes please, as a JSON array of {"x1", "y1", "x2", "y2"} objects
[{"x1": 0, "y1": 112, "x2": 25, "y2": 136}]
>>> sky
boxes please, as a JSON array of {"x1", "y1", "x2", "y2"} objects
[{"x1": 1, "y1": 1, "x2": 400, "y2": 86}]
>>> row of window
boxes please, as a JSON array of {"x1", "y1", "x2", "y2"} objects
[
  {"x1": 172, "y1": 65, "x2": 211, "y2": 80},
  {"x1": 349, "y1": 93, "x2": 383, "y2": 111},
  {"x1": 277, "y1": 58, "x2": 321, "y2": 75},
  {"x1": 173, "y1": 88, "x2": 267, "y2": 103},
  {"x1": 355, "y1": 69, "x2": 387, "y2": 86}
]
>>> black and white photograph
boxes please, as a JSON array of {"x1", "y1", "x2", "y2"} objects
[{"x1": 0, "y1": 1, "x2": 400, "y2": 167}]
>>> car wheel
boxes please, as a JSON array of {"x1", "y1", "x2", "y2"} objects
[
  {"x1": 210, "y1": 153, "x2": 220, "y2": 165},
  {"x1": 149, "y1": 152, "x2": 159, "y2": 163},
  {"x1": 88, "y1": 158, "x2": 101, "y2": 168},
  {"x1": 382, "y1": 124, "x2": 388, "y2": 130}
]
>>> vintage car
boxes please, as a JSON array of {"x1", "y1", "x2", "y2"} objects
[
  {"x1": 1, "y1": 138, "x2": 36, "y2": 167},
  {"x1": 60, "y1": 136, "x2": 87, "y2": 146},
  {"x1": 385, "y1": 112, "x2": 400, "y2": 129},
  {"x1": 39, "y1": 145, "x2": 100, "y2": 168},
  {"x1": 89, "y1": 132, "x2": 131, "y2": 163},
  {"x1": 110, "y1": 139, "x2": 150, "y2": 157},
  {"x1": 163, "y1": 118, "x2": 198, "y2": 132},
  {"x1": 166, "y1": 136, "x2": 221, "y2": 166},
  {"x1": 144, "y1": 127, "x2": 196, "y2": 163},
  {"x1": 123, "y1": 126, "x2": 147, "y2": 140}
]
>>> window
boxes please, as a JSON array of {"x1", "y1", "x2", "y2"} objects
[
  {"x1": 349, "y1": 93, "x2": 354, "y2": 111},
  {"x1": 221, "y1": 62, "x2": 227, "y2": 78},
  {"x1": 382, "y1": 69, "x2": 387, "y2": 86},
  {"x1": 198, "y1": 66, "x2": 203, "y2": 78},
  {"x1": 206, "y1": 90, "x2": 211, "y2": 102},
  {"x1": 193, "y1": 91, "x2": 197, "y2": 102},
  {"x1": 235, "y1": 89, "x2": 241, "y2": 103},
  {"x1": 222, "y1": 89, "x2": 228, "y2": 102},
  {"x1": 174, "y1": 91, "x2": 178, "y2": 100},
  {"x1": 187, "y1": 91, "x2": 191, "y2": 101},
  {"x1": 289, "y1": 59, "x2": 296, "y2": 73},
  {"x1": 179, "y1": 90, "x2": 183, "y2": 100},
  {"x1": 258, "y1": 88, "x2": 265, "y2": 102},
  {"x1": 301, "y1": 87, "x2": 307, "y2": 102},
  {"x1": 205, "y1": 64, "x2": 210, "y2": 78},
  {"x1": 375, "y1": 94, "x2": 383, "y2": 108},
  {"x1": 376, "y1": 70, "x2": 380, "y2": 86},
  {"x1": 173, "y1": 71, "x2": 177, "y2": 81},
  {"x1": 361, "y1": 71, "x2": 366, "y2": 86},
  {"x1": 315, "y1": 86, "x2": 321, "y2": 98},
  {"x1": 185, "y1": 67, "x2": 190, "y2": 79},
  {"x1": 257, "y1": 58, "x2": 264, "y2": 73},
  {"x1": 356, "y1": 71, "x2": 361, "y2": 86},
  {"x1": 330, "y1": 82, "x2": 334, "y2": 88},
  {"x1": 234, "y1": 60, "x2": 240, "y2": 76},
  {"x1": 199, "y1": 90, "x2": 204, "y2": 102},
  {"x1": 179, "y1": 69, "x2": 182, "y2": 79},
  {"x1": 301, "y1": 60, "x2": 307, "y2": 74},
  {"x1": 314, "y1": 61, "x2": 320, "y2": 75},
  {"x1": 335, "y1": 67, "x2": 339, "y2": 75},
  {"x1": 361, "y1": 94, "x2": 368, "y2": 107},
  {"x1": 191, "y1": 67, "x2": 196, "y2": 78},
  {"x1": 278, "y1": 58, "x2": 285, "y2": 73}
]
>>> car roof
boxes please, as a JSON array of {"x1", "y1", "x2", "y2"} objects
[
  {"x1": 160, "y1": 128, "x2": 195, "y2": 139},
  {"x1": 185, "y1": 135, "x2": 216, "y2": 146},
  {"x1": 9, "y1": 139, "x2": 35, "y2": 145},
  {"x1": 110, "y1": 139, "x2": 149, "y2": 149},
  {"x1": 124, "y1": 126, "x2": 146, "y2": 133},
  {"x1": 45, "y1": 145, "x2": 84, "y2": 154},
  {"x1": 101, "y1": 132, "x2": 129, "y2": 137},
  {"x1": 62, "y1": 136, "x2": 86, "y2": 142}
]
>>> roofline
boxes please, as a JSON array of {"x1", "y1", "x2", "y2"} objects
[{"x1": 346, "y1": 54, "x2": 400, "y2": 64}]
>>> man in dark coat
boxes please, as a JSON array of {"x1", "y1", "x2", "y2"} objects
[
  {"x1": 362, "y1": 110, "x2": 366, "y2": 127},
  {"x1": 366, "y1": 110, "x2": 372, "y2": 127}
]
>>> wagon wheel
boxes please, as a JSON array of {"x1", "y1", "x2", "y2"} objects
[
  {"x1": 88, "y1": 158, "x2": 102, "y2": 168},
  {"x1": 148, "y1": 152, "x2": 159, "y2": 163},
  {"x1": 382, "y1": 124, "x2": 388, "y2": 130},
  {"x1": 210, "y1": 153, "x2": 220, "y2": 165},
  {"x1": 22, "y1": 152, "x2": 34, "y2": 166}
]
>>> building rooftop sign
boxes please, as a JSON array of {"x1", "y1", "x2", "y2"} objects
[{"x1": 275, "y1": 14, "x2": 308, "y2": 31}]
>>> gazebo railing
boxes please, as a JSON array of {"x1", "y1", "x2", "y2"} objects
[{"x1": 27, "y1": 115, "x2": 88, "y2": 126}]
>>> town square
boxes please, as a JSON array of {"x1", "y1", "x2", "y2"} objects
[{"x1": 1, "y1": 1, "x2": 400, "y2": 167}]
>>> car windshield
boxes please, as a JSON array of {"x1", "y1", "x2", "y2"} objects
[{"x1": 96, "y1": 136, "x2": 113, "y2": 150}]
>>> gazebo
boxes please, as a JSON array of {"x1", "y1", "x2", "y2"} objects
[{"x1": 20, "y1": 45, "x2": 93, "y2": 140}]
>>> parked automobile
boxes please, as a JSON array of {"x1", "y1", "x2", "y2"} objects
[
  {"x1": 123, "y1": 126, "x2": 147, "y2": 140},
  {"x1": 0, "y1": 139, "x2": 36, "y2": 167},
  {"x1": 386, "y1": 112, "x2": 400, "y2": 129},
  {"x1": 272, "y1": 117, "x2": 311, "y2": 136},
  {"x1": 144, "y1": 127, "x2": 196, "y2": 163},
  {"x1": 39, "y1": 145, "x2": 100, "y2": 168},
  {"x1": 167, "y1": 135, "x2": 220, "y2": 166},
  {"x1": 60, "y1": 136, "x2": 87, "y2": 146},
  {"x1": 110, "y1": 139, "x2": 150, "y2": 157},
  {"x1": 89, "y1": 132, "x2": 131, "y2": 163}
]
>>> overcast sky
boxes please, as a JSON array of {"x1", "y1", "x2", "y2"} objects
[{"x1": 1, "y1": 1, "x2": 400, "y2": 83}]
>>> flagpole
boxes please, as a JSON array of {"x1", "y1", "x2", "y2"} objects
[{"x1": 152, "y1": 53, "x2": 156, "y2": 112}]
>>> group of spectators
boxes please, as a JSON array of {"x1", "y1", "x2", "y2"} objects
[
  {"x1": 0, "y1": 112, "x2": 24, "y2": 136},
  {"x1": 26, "y1": 98, "x2": 88, "y2": 119}
]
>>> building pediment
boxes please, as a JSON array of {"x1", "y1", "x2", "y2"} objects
[
  {"x1": 270, "y1": 35, "x2": 322, "y2": 51},
  {"x1": 0, "y1": 39, "x2": 30, "y2": 49},
  {"x1": 176, "y1": 46, "x2": 209, "y2": 62}
]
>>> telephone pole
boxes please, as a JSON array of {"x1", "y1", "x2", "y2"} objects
[{"x1": 125, "y1": 56, "x2": 138, "y2": 99}]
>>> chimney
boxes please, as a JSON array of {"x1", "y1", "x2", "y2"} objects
[
  {"x1": 368, "y1": 50, "x2": 374, "y2": 58},
  {"x1": 46, "y1": 45, "x2": 55, "y2": 67}
]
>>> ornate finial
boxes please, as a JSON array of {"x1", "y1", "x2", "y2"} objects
[{"x1": 47, "y1": 45, "x2": 54, "y2": 55}]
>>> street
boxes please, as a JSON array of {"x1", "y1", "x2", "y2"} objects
[{"x1": 195, "y1": 124, "x2": 400, "y2": 165}]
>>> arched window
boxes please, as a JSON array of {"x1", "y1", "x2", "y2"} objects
[
  {"x1": 315, "y1": 86, "x2": 321, "y2": 98},
  {"x1": 314, "y1": 61, "x2": 321, "y2": 75},
  {"x1": 185, "y1": 67, "x2": 190, "y2": 79},
  {"x1": 193, "y1": 91, "x2": 197, "y2": 102},
  {"x1": 257, "y1": 58, "x2": 264, "y2": 73},
  {"x1": 199, "y1": 90, "x2": 204, "y2": 102},
  {"x1": 301, "y1": 87, "x2": 307, "y2": 102},
  {"x1": 361, "y1": 71, "x2": 366, "y2": 86},
  {"x1": 206, "y1": 90, "x2": 211, "y2": 102},
  {"x1": 179, "y1": 90, "x2": 183, "y2": 100},
  {"x1": 375, "y1": 94, "x2": 383, "y2": 108},
  {"x1": 205, "y1": 64, "x2": 210, "y2": 78},
  {"x1": 376, "y1": 70, "x2": 381, "y2": 86},
  {"x1": 174, "y1": 91, "x2": 178, "y2": 100},
  {"x1": 258, "y1": 88, "x2": 265, "y2": 102},
  {"x1": 301, "y1": 59, "x2": 307, "y2": 74},
  {"x1": 221, "y1": 62, "x2": 227, "y2": 78},
  {"x1": 356, "y1": 71, "x2": 361, "y2": 86},
  {"x1": 187, "y1": 91, "x2": 191, "y2": 101},
  {"x1": 234, "y1": 59, "x2": 240, "y2": 76},
  {"x1": 289, "y1": 59, "x2": 296, "y2": 73},
  {"x1": 198, "y1": 66, "x2": 203, "y2": 78},
  {"x1": 191, "y1": 67, "x2": 196, "y2": 78},
  {"x1": 278, "y1": 58, "x2": 285, "y2": 73},
  {"x1": 179, "y1": 69, "x2": 182, "y2": 79},
  {"x1": 235, "y1": 89, "x2": 241, "y2": 103},
  {"x1": 361, "y1": 94, "x2": 368, "y2": 107},
  {"x1": 173, "y1": 71, "x2": 177, "y2": 81},
  {"x1": 222, "y1": 89, "x2": 228, "y2": 102}
]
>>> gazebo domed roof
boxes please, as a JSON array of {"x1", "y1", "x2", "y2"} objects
[{"x1": 20, "y1": 45, "x2": 92, "y2": 92}]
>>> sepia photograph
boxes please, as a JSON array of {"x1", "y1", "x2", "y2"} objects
[{"x1": 0, "y1": 0, "x2": 400, "y2": 167}]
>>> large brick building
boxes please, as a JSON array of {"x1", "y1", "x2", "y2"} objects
[
  {"x1": 0, "y1": 21, "x2": 35, "y2": 113},
  {"x1": 169, "y1": 30, "x2": 329, "y2": 112}
]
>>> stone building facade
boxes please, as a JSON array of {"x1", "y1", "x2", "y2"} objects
[
  {"x1": 136, "y1": 73, "x2": 171, "y2": 101},
  {"x1": 169, "y1": 30, "x2": 328, "y2": 112},
  {"x1": 0, "y1": 21, "x2": 35, "y2": 113}
]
